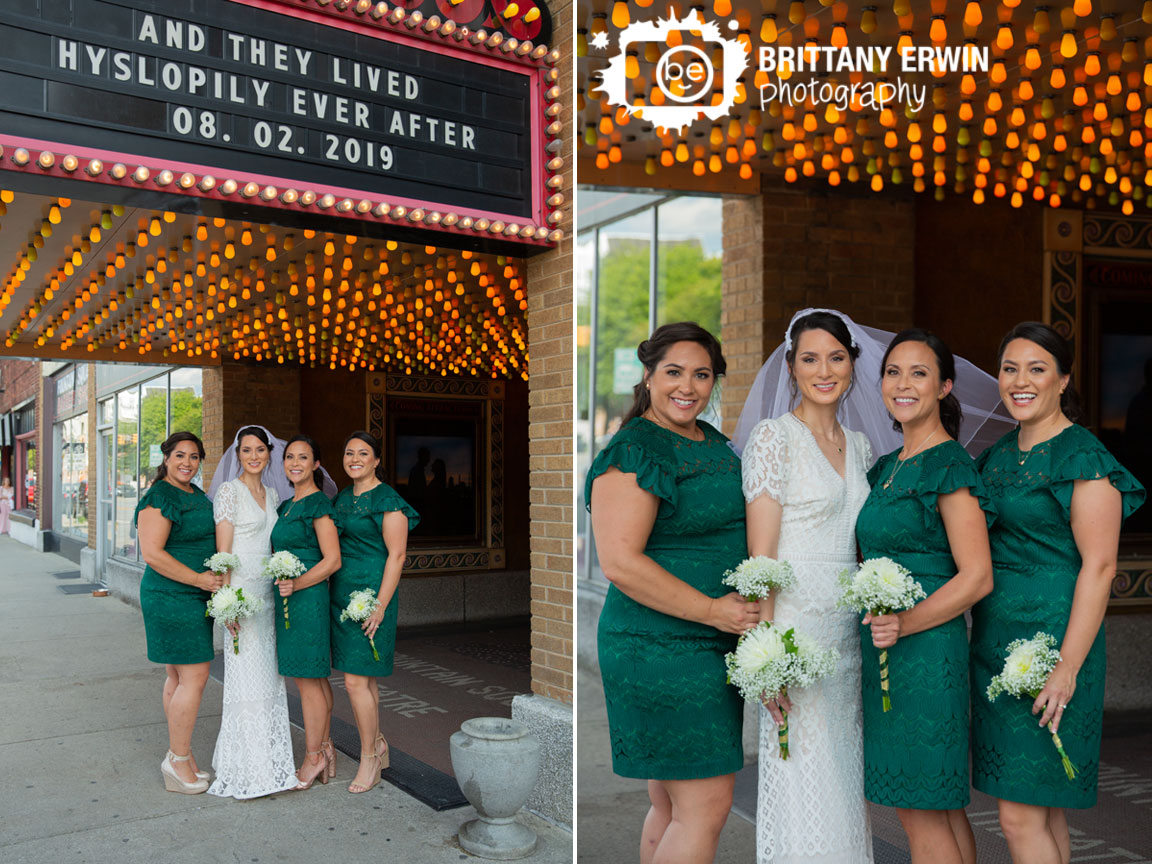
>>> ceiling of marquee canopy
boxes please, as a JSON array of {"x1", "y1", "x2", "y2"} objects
[
  {"x1": 0, "y1": 188, "x2": 530, "y2": 378},
  {"x1": 577, "y1": 0, "x2": 1152, "y2": 211}
]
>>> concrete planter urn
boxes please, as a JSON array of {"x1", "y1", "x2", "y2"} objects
[{"x1": 450, "y1": 717, "x2": 543, "y2": 860}]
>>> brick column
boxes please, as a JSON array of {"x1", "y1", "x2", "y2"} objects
[
  {"x1": 525, "y1": 0, "x2": 573, "y2": 707},
  {"x1": 201, "y1": 366, "x2": 225, "y2": 489}
]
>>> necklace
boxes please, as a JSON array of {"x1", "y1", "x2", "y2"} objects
[
  {"x1": 643, "y1": 410, "x2": 704, "y2": 442},
  {"x1": 883, "y1": 425, "x2": 942, "y2": 490},
  {"x1": 793, "y1": 409, "x2": 842, "y2": 453}
]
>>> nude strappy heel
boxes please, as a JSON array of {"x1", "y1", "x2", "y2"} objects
[
  {"x1": 320, "y1": 738, "x2": 337, "y2": 783},
  {"x1": 294, "y1": 749, "x2": 329, "y2": 790}
]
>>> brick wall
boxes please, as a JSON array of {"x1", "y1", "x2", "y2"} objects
[
  {"x1": 0, "y1": 358, "x2": 40, "y2": 498},
  {"x1": 201, "y1": 362, "x2": 301, "y2": 488},
  {"x1": 524, "y1": 0, "x2": 573, "y2": 706},
  {"x1": 720, "y1": 185, "x2": 916, "y2": 431}
]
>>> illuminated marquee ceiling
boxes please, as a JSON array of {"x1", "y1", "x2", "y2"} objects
[
  {"x1": 578, "y1": 0, "x2": 1152, "y2": 211},
  {"x1": 0, "y1": 188, "x2": 530, "y2": 379}
]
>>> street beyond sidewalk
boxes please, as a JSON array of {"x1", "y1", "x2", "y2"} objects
[{"x1": 0, "y1": 537, "x2": 571, "y2": 864}]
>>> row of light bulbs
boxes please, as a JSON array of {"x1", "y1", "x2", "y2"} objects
[
  {"x1": 0, "y1": 193, "x2": 531, "y2": 378},
  {"x1": 579, "y1": 0, "x2": 1152, "y2": 212}
]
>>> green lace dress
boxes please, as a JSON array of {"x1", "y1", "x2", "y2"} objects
[
  {"x1": 971, "y1": 425, "x2": 1145, "y2": 808},
  {"x1": 856, "y1": 440, "x2": 993, "y2": 809},
  {"x1": 330, "y1": 482, "x2": 420, "y2": 677},
  {"x1": 134, "y1": 481, "x2": 218, "y2": 665},
  {"x1": 271, "y1": 490, "x2": 336, "y2": 679},
  {"x1": 587, "y1": 418, "x2": 748, "y2": 780}
]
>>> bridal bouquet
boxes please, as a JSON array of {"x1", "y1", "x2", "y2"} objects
[
  {"x1": 987, "y1": 632, "x2": 1077, "y2": 780},
  {"x1": 205, "y1": 585, "x2": 261, "y2": 654},
  {"x1": 839, "y1": 557, "x2": 926, "y2": 712},
  {"x1": 340, "y1": 589, "x2": 382, "y2": 661},
  {"x1": 204, "y1": 552, "x2": 241, "y2": 575},
  {"x1": 725, "y1": 621, "x2": 838, "y2": 759},
  {"x1": 722, "y1": 556, "x2": 796, "y2": 601},
  {"x1": 263, "y1": 551, "x2": 306, "y2": 629}
]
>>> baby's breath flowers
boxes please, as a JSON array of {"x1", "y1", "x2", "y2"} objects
[
  {"x1": 839, "y1": 557, "x2": 927, "y2": 712},
  {"x1": 725, "y1": 622, "x2": 838, "y2": 759},
  {"x1": 722, "y1": 557, "x2": 796, "y2": 600},
  {"x1": 340, "y1": 589, "x2": 382, "y2": 661},
  {"x1": 204, "y1": 552, "x2": 241, "y2": 575},
  {"x1": 263, "y1": 551, "x2": 306, "y2": 628},
  {"x1": 205, "y1": 585, "x2": 261, "y2": 654},
  {"x1": 987, "y1": 632, "x2": 1077, "y2": 780}
]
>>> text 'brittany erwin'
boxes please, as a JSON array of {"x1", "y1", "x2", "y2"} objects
[{"x1": 54, "y1": 14, "x2": 477, "y2": 150}]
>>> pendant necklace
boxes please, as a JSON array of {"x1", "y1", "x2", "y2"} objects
[
  {"x1": 793, "y1": 409, "x2": 842, "y2": 453},
  {"x1": 883, "y1": 425, "x2": 942, "y2": 490}
]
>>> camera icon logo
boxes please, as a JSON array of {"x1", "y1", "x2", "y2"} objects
[{"x1": 594, "y1": 9, "x2": 748, "y2": 134}]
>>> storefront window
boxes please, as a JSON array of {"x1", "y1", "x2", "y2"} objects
[
  {"x1": 57, "y1": 413, "x2": 89, "y2": 538},
  {"x1": 115, "y1": 387, "x2": 139, "y2": 558},
  {"x1": 169, "y1": 368, "x2": 204, "y2": 442},
  {"x1": 139, "y1": 376, "x2": 168, "y2": 494},
  {"x1": 576, "y1": 191, "x2": 726, "y2": 583},
  {"x1": 105, "y1": 367, "x2": 205, "y2": 561}
]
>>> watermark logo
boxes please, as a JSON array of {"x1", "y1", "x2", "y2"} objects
[{"x1": 593, "y1": 9, "x2": 748, "y2": 134}]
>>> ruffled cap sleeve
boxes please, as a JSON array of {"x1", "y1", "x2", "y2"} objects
[
  {"x1": 584, "y1": 424, "x2": 677, "y2": 510},
  {"x1": 134, "y1": 480, "x2": 200, "y2": 528},
  {"x1": 916, "y1": 443, "x2": 996, "y2": 527},
  {"x1": 1049, "y1": 429, "x2": 1146, "y2": 519},
  {"x1": 372, "y1": 483, "x2": 420, "y2": 531},
  {"x1": 741, "y1": 417, "x2": 788, "y2": 504},
  {"x1": 282, "y1": 490, "x2": 337, "y2": 521}
]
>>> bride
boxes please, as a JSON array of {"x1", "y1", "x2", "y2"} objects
[
  {"x1": 735, "y1": 310, "x2": 875, "y2": 863},
  {"x1": 206, "y1": 425, "x2": 297, "y2": 799},
  {"x1": 733, "y1": 309, "x2": 1014, "y2": 863}
]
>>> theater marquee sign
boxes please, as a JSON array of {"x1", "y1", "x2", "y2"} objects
[{"x1": 0, "y1": 0, "x2": 563, "y2": 246}]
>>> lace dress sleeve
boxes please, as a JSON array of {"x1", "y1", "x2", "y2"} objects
[
  {"x1": 266, "y1": 484, "x2": 280, "y2": 512},
  {"x1": 213, "y1": 480, "x2": 238, "y2": 525},
  {"x1": 741, "y1": 418, "x2": 788, "y2": 504}
]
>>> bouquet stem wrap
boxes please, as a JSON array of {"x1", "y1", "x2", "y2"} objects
[
  {"x1": 777, "y1": 688, "x2": 790, "y2": 760},
  {"x1": 1050, "y1": 729, "x2": 1078, "y2": 780},
  {"x1": 262, "y1": 552, "x2": 307, "y2": 630},
  {"x1": 839, "y1": 558, "x2": 926, "y2": 714}
]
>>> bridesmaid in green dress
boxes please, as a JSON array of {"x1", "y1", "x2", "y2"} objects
[
  {"x1": 271, "y1": 435, "x2": 342, "y2": 790},
  {"x1": 135, "y1": 431, "x2": 224, "y2": 795},
  {"x1": 856, "y1": 330, "x2": 994, "y2": 864},
  {"x1": 971, "y1": 322, "x2": 1144, "y2": 863},
  {"x1": 331, "y1": 431, "x2": 419, "y2": 794},
  {"x1": 587, "y1": 323, "x2": 758, "y2": 864}
]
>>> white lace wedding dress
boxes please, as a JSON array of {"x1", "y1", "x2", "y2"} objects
[
  {"x1": 207, "y1": 478, "x2": 297, "y2": 799},
  {"x1": 741, "y1": 413, "x2": 875, "y2": 864}
]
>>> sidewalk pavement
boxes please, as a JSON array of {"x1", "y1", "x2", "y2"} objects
[{"x1": 0, "y1": 538, "x2": 572, "y2": 864}]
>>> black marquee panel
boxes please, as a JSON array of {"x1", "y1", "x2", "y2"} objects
[{"x1": 0, "y1": 0, "x2": 536, "y2": 217}]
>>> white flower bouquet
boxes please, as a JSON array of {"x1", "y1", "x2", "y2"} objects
[
  {"x1": 987, "y1": 632, "x2": 1077, "y2": 780},
  {"x1": 839, "y1": 557, "x2": 927, "y2": 712},
  {"x1": 205, "y1": 585, "x2": 261, "y2": 654},
  {"x1": 263, "y1": 550, "x2": 306, "y2": 629},
  {"x1": 721, "y1": 556, "x2": 796, "y2": 601},
  {"x1": 204, "y1": 552, "x2": 241, "y2": 576},
  {"x1": 725, "y1": 621, "x2": 838, "y2": 759},
  {"x1": 340, "y1": 589, "x2": 382, "y2": 661}
]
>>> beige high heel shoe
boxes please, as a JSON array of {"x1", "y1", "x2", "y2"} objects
[
  {"x1": 161, "y1": 751, "x2": 209, "y2": 794},
  {"x1": 294, "y1": 749, "x2": 329, "y2": 791},
  {"x1": 320, "y1": 739, "x2": 337, "y2": 783},
  {"x1": 347, "y1": 750, "x2": 381, "y2": 794},
  {"x1": 374, "y1": 733, "x2": 390, "y2": 771}
]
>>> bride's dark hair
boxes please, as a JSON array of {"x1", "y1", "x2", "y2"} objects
[{"x1": 235, "y1": 426, "x2": 274, "y2": 460}]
